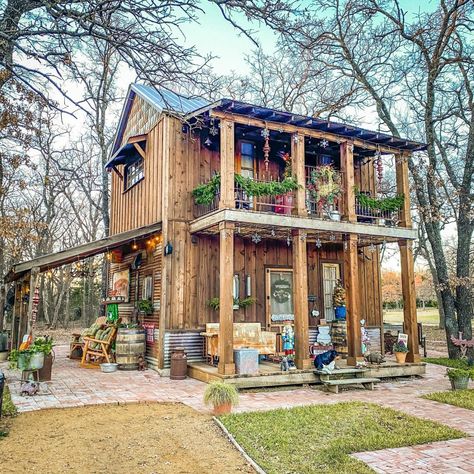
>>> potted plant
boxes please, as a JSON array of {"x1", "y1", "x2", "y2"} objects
[
  {"x1": 446, "y1": 367, "x2": 474, "y2": 391},
  {"x1": 393, "y1": 340, "x2": 409, "y2": 363},
  {"x1": 332, "y1": 280, "x2": 346, "y2": 320},
  {"x1": 137, "y1": 299, "x2": 154, "y2": 315},
  {"x1": 203, "y1": 381, "x2": 239, "y2": 415},
  {"x1": 207, "y1": 297, "x2": 256, "y2": 311},
  {"x1": 31, "y1": 336, "x2": 54, "y2": 382},
  {"x1": 8, "y1": 348, "x2": 44, "y2": 371}
]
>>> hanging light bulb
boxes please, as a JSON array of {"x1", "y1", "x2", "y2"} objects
[{"x1": 131, "y1": 240, "x2": 138, "y2": 251}]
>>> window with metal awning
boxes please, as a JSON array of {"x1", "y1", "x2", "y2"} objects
[{"x1": 105, "y1": 135, "x2": 147, "y2": 190}]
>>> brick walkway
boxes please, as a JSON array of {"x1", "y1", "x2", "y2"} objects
[{"x1": 2, "y1": 346, "x2": 473, "y2": 473}]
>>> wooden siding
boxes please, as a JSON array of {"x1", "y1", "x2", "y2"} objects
[
  {"x1": 110, "y1": 120, "x2": 163, "y2": 235},
  {"x1": 108, "y1": 243, "x2": 162, "y2": 360}
]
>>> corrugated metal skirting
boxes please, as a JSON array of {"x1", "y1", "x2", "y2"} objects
[{"x1": 163, "y1": 331, "x2": 205, "y2": 369}]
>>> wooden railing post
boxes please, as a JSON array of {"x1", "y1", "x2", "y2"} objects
[
  {"x1": 219, "y1": 119, "x2": 235, "y2": 209},
  {"x1": 291, "y1": 132, "x2": 307, "y2": 216},
  {"x1": 399, "y1": 240, "x2": 420, "y2": 362},
  {"x1": 395, "y1": 153, "x2": 412, "y2": 228},
  {"x1": 292, "y1": 229, "x2": 312, "y2": 369},
  {"x1": 340, "y1": 141, "x2": 356, "y2": 222},
  {"x1": 218, "y1": 221, "x2": 235, "y2": 375},
  {"x1": 344, "y1": 234, "x2": 363, "y2": 365}
]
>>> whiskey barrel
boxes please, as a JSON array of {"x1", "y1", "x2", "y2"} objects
[
  {"x1": 331, "y1": 321, "x2": 348, "y2": 358},
  {"x1": 116, "y1": 328, "x2": 146, "y2": 370}
]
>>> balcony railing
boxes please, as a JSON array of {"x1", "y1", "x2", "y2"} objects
[{"x1": 355, "y1": 192, "x2": 401, "y2": 226}]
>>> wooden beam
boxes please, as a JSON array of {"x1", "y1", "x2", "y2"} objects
[
  {"x1": 210, "y1": 110, "x2": 409, "y2": 155},
  {"x1": 399, "y1": 240, "x2": 420, "y2": 362},
  {"x1": 344, "y1": 234, "x2": 363, "y2": 365},
  {"x1": 395, "y1": 153, "x2": 412, "y2": 228},
  {"x1": 219, "y1": 119, "x2": 235, "y2": 209},
  {"x1": 340, "y1": 141, "x2": 356, "y2": 222},
  {"x1": 26, "y1": 267, "x2": 40, "y2": 334},
  {"x1": 292, "y1": 230, "x2": 312, "y2": 369},
  {"x1": 189, "y1": 209, "x2": 418, "y2": 240},
  {"x1": 10, "y1": 282, "x2": 20, "y2": 349},
  {"x1": 218, "y1": 221, "x2": 235, "y2": 375},
  {"x1": 291, "y1": 133, "x2": 307, "y2": 216},
  {"x1": 133, "y1": 142, "x2": 146, "y2": 160}
]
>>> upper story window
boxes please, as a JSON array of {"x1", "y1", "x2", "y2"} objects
[
  {"x1": 124, "y1": 158, "x2": 144, "y2": 191},
  {"x1": 240, "y1": 142, "x2": 255, "y2": 179}
]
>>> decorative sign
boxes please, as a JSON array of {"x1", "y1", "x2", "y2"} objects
[
  {"x1": 271, "y1": 278, "x2": 292, "y2": 303},
  {"x1": 111, "y1": 268, "x2": 130, "y2": 302},
  {"x1": 271, "y1": 313, "x2": 295, "y2": 322},
  {"x1": 142, "y1": 323, "x2": 155, "y2": 344},
  {"x1": 397, "y1": 333, "x2": 408, "y2": 346}
]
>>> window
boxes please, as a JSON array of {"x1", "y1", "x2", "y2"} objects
[
  {"x1": 124, "y1": 158, "x2": 144, "y2": 191},
  {"x1": 240, "y1": 142, "x2": 255, "y2": 179},
  {"x1": 322, "y1": 263, "x2": 341, "y2": 321},
  {"x1": 142, "y1": 275, "x2": 153, "y2": 301}
]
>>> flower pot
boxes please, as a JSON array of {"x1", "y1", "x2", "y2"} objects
[
  {"x1": 18, "y1": 352, "x2": 44, "y2": 371},
  {"x1": 450, "y1": 376, "x2": 470, "y2": 391},
  {"x1": 394, "y1": 351, "x2": 407, "y2": 364},
  {"x1": 335, "y1": 306, "x2": 346, "y2": 320},
  {"x1": 213, "y1": 402, "x2": 232, "y2": 416},
  {"x1": 38, "y1": 353, "x2": 54, "y2": 381}
]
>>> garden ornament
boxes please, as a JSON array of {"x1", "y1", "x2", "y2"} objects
[
  {"x1": 364, "y1": 352, "x2": 385, "y2": 365},
  {"x1": 20, "y1": 380, "x2": 39, "y2": 396},
  {"x1": 280, "y1": 356, "x2": 289, "y2": 372},
  {"x1": 314, "y1": 349, "x2": 338, "y2": 370}
]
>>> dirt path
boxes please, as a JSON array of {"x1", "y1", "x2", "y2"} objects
[{"x1": 1, "y1": 403, "x2": 253, "y2": 474}]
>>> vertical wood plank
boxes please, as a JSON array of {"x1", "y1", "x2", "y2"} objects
[
  {"x1": 340, "y1": 141, "x2": 356, "y2": 222},
  {"x1": 218, "y1": 221, "x2": 235, "y2": 375},
  {"x1": 292, "y1": 230, "x2": 312, "y2": 369},
  {"x1": 291, "y1": 133, "x2": 306, "y2": 215},
  {"x1": 344, "y1": 234, "x2": 363, "y2": 365},
  {"x1": 219, "y1": 120, "x2": 235, "y2": 209}
]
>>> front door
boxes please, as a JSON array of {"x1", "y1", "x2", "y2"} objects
[
  {"x1": 266, "y1": 268, "x2": 294, "y2": 328},
  {"x1": 321, "y1": 262, "x2": 341, "y2": 322}
]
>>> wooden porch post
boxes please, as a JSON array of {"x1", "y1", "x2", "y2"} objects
[
  {"x1": 340, "y1": 141, "x2": 356, "y2": 222},
  {"x1": 218, "y1": 221, "x2": 235, "y2": 375},
  {"x1": 10, "y1": 283, "x2": 20, "y2": 349},
  {"x1": 291, "y1": 132, "x2": 306, "y2": 216},
  {"x1": 292, "y1": 229, "x2": 312, "y2": 369},
  {"x1": 26, "y1": 267, "x2": 40, "y2": 334},
  {"x1": 344, "y1": 234, "x2": 363, "y2": 365},
  {"x1": 219, "y1": 119, "x2": 235, "y2": 209},
  {"x1": 396, "y1": 152, "x2": 420, "y2": 362}
]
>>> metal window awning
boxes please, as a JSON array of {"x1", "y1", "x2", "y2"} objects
[
  {"x1": 5, "y1": 222, "x2": 162, "y2": 283},
  {"x1": 105, "y1": 139, "x2": 146, "y2": 170}
]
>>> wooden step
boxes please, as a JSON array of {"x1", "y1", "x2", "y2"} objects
[
  {"x1": 322, "y1": 377, "x2": 380, "y2": 394},
  {"x1": 315, "y1": 368, "x2": 368, "y2": 375}
]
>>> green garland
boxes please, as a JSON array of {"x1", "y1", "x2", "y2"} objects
[
  {"x1": 355, "y1": 189, "x2": 404, "y2": 212},
  {"x1": 192, "y1": 174, "x2": 300, "y2": 206},
  {"x1": 207, "y1": 297, "x2": 256, "y2": 310}
]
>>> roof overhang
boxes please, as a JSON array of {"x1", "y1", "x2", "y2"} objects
[
  {"x1": 5, "y1": 222, "x2": 162, "y2": 283},
  {"x1": 105, "y1": 138, "x2": 146, "y2": 170}
]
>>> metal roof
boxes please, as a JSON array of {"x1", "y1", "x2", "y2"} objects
[{"x1": 186, "y1": 98, "x2": 427, "y2": 152}]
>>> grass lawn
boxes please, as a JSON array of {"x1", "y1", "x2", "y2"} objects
[
  {"x1": 423, "y1": 357, "x2": 470, "y2": 369},
  {"x1": 383, "y1": 308, "x2": 439, "y2": 325},
  {"x1": 423, "y1": 390, "x2": 474, "y2": 411},
  {"x1": 220, "y1": 402, "x2": 465, "y2": 474},
  {"x1": 0, "y1": 385, "x2": 17, "y2": 437}
]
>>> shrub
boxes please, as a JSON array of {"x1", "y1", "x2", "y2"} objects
[
  {"x1": 203, "y1": 382, "x2": 239, "y2": 407},
  {"x1": 446, "y1": 367, "x2": 474, "y2": 381}
]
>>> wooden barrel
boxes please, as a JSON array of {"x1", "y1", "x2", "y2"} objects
[
  {"x1": 115, "y1": 328, "x2": 146, "y2": 370},
  {"x1": 331, "y1": 321, "x2": 348, "y2": 358}
]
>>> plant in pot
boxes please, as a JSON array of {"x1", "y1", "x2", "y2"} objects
[
  {"x1": 393, "y1": 340, "x2": 409, "y2": 363},
  {"x1": 137, "y1": 299, "x2": 154, "y2": 315},
  {"x1": 31, "y1": 336, "x2": 54, "y2": 382},
  {"x1": 446, "y1": 367, "x2": 474, "y2": 391},
  {"x1": 8, "y1": 347, "x2": 44, "y2": 371},
  {"x1": 332, "y1": 280, "x2": 346, "y2": 320},
  {"x1": 207, "y1": 297, "x2": 256, "y2": 311},
  {"x1": 203, "y1": 381, "x2": 239, "y2": 415}
]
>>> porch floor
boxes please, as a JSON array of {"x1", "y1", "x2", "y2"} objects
[{"x1": 188, "y1": 358, "x2": 426, "y2": 389}]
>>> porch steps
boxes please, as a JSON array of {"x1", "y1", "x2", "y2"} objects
[{"x1": 315, "y1": 368, "x2": 380, "y2": 394}]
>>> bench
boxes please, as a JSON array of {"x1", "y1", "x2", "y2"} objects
[
  {"x1": 200, "y1": 323, "x2": 276, "y2": 364},
  {"x1": 322, "y1": 377, "x2": 380, "y2": 394}
]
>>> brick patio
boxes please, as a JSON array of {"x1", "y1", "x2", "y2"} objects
[{"x1": 2, "y1": 345, "x2": 473, "y2": 473}]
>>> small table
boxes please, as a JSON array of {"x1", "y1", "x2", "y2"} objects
[{"x1": 21, "y1": 369, "x2": 40, "y2": 382}]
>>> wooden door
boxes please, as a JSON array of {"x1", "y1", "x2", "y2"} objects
[
  {"x1": 321, "y1": 263, "x2": 341, "y2": 322},
  {"x1": 266, "y1": 268, "x2": 294, "y2": 329}
]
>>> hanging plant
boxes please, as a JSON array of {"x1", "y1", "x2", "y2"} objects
[
  {"x1": 207, "y1": 297, "x2": 256, "y2": 310},
  {"x1": 355, "y1": 189, "x2": 404, "y2": 212},
  {"x1": 308, "y1": 165, "x2": 342, "y2": 208},
  {"x1": 192, "y1": 174, "x2": 300, "y2": 206}
]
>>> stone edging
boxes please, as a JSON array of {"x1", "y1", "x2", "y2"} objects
[{"x1": 213, "y1": 416, "x2": 267, "y2": 474}]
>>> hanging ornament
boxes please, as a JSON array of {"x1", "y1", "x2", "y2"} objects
[
  {"x1": 251, "y1": 232, "x2": 262, "y2": 244},
  {"x1": 319, "y1": 139, "x2": 329, "y2": 148},
  {"x1": 375, "y1": 149, "x2": 383, "y2": 192},
  {"x1": 236, "y1": 225, "x2": 241, "y2": 234},
  {"x1": 300, "y1": 231, "x2": 307, "y2": 241},
  {"x1": 262, "y1": 128, "x2": 271, "y2": 171},
  {"x1": 204, "y1": 137, "x2": 212, "y2": 147},
  {"x1": 287, "y1": 232, "x2": 291, "y2": 247},
  {"x1": 315, "y1": 238, "x2": 322, "y2": 249},
  {"x1": 329, "y1": 233, "x2": 336, "y2": 242},
  {"x1": 344, "y1": 241, "x2": 348, "y2": 251},
  {"x1": 369, "y1": 242, "x2": 376, "y2": 253},
  {"x1": 293, "y1": 134, "x2": 300, "y2": 144},
  {"x1": 271, "y1": 228, "x2": 276, "y2": 237}
]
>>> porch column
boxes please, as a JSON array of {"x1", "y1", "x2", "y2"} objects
[
  {"x1": 344, "y1": 234, "x2": 363, "y2": 365},
  {"x1": 340, "y1": 141, "x2": 356, "y2": 222},
  {"x1": 395, "y1": 153, "x2": 412, "y2": 228},
  {"x1": 219, "y1": 119, "x2": 235, "y2": 209},
  {"x1": 218, "y1": 221, "x2": 235, "y2": 375},
  {"x1": 292, "y1": 229, "x2": 312, "y2": 369},
  {"x1": 291, "y1": 132, "x2": 306, "y2": 216}
]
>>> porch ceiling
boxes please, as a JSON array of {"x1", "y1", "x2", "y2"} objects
[{"x1": 5, "y1": 222, "x2": 162, "y2": 283}]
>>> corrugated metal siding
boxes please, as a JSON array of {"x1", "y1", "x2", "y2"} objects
[{"x1": 163, "y1": 331, "x2": 205, "y2": 369}]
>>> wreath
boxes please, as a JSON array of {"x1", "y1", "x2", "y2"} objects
[{"x1": 271, "y1": 279, "x2": 292, "y2": 304}]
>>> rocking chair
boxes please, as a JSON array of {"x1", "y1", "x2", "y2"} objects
[
  {"x1": 80, "y1": 324, "x2": 117, "y2": 368},
  {"x1": 69, "y1": 316, "x2": 107, "y2": 359}
]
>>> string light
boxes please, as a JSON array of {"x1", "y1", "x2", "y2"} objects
[{"x1": 131, "y1": 240, "x2": 138, "y2": 250}]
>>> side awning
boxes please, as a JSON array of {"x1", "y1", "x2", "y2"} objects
[
  {"x1": 105, "y1": 136, "x2": 147, "y2": 171},
  {"x1": 5, "y1": 222, "x2": 162, "y2": 283}
]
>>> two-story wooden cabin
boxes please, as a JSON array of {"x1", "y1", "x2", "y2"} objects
[{"x1": 6, "y1": 84, "x2": 426, "y2": 382}]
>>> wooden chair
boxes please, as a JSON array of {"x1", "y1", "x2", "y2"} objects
[
  {"x1": 69, "y1": 316, "x2": 107, "y2": 359},
  {"x1": 80, "y1": 324, "x2": 118, "y2": 368}
]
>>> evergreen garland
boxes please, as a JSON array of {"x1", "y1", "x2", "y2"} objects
[{"x1": 355, "y1": 189, "x2": 404, "y2": 212}]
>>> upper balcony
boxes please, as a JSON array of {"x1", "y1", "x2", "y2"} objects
[{"x1": 191, "y1": 120, "x2": 410, "y2": 239}]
